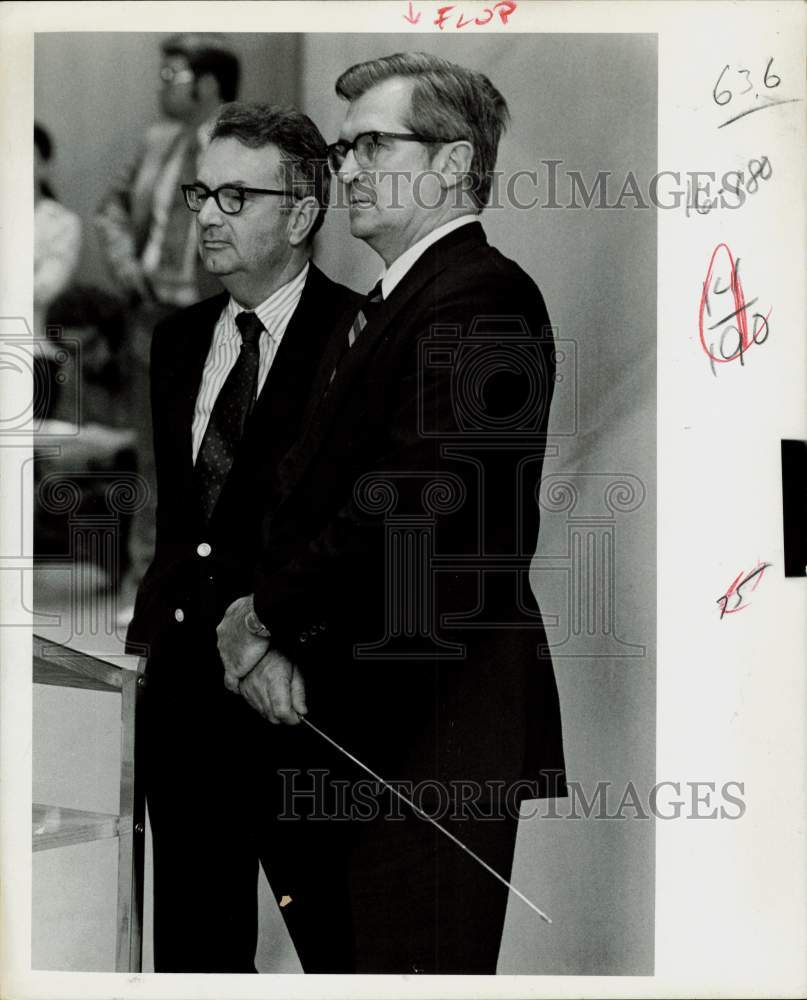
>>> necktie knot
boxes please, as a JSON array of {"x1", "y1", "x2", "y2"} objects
[
  {"x1": 235, "y1": 311, "x2": 264, "y2": 346},
  {"x1": 365, "y1": 281, "x2": 384, "y2": 310}
]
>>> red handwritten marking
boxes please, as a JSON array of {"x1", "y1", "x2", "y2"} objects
[
  {"x1": 434, "y1": 4, "x2": 454, "y2": 28},
  {"x1": 722, "y1": 570, "x2": 747, "y2": 612},
  {"x1": 432, "y1": 0, "x2": 516, "y2": 30},
  {"x1": 717, "y1": 560, "x2": 771, "y2": 618},
  {"x1": 698, "y1": 243, "x2": 771, "y2": 365},
  {"x1": 495, "y1": 0, "x2": 517, "y2": 23},
  {"x1": 699, "y1": 243, "x2": 747, "y2": 362},
  {"x1": 402, "y1": 0, "x2": 421, "y2": 23}
]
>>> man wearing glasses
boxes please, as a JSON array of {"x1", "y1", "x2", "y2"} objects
[
  {"x1": 217, "y1": 53, "x2": 566, "y2": 974},
  {"x1": 95, "y1": 34, "x2": 241, "y2": 625},
  {"x1": 126, "y1": 102, "x2": 359, "y2": 972}
]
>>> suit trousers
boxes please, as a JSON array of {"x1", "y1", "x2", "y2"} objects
[
  {"x1": 348, "y1": 800, "x2": 518, "y2": 974},
  {"x1": 142, "y1": 655, "x2": 355, "y2": 973},
  {"x1": 142, "y1": 649, "x2": 520, "y2": 974}
]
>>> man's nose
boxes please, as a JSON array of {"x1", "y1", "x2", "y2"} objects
[
  {"x1": 197, "y1": 192, "x2": 224, "y2": 227},
  {"x1": 336, "y1": 147, "x2": 363, "y2": 186}
]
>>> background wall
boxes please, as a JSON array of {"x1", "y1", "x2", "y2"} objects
[{"x1": 33, "y1": 32, "x2": 656, "y2": 976}]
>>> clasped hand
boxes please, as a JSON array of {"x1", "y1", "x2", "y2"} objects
[{"x1": 216, "y1": 595, "x2": 306, "y2": 725}]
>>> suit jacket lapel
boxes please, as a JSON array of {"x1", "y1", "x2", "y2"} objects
[
  {"x1": 170, "y1": 293, "x2": 228, "y2": 486},
  {"x1": 245, "y1": 264, "x2": 325, "y2": 436},
  {"x1": 216, "y1": 264, "x2": 357, "y2": 518},
  {"x1": 276, "y1": 222, "x2": 488, "y2": 504}
]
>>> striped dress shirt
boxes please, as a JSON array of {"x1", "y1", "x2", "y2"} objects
[{"x1": 191, "y1": 262, "x2": 309, "y2": 462}]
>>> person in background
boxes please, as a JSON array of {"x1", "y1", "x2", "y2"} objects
[
  {"x1": 95, "y1": 34, "x2": 240, "y2": 310},
  {"x1": 35, "y1": 286, "x2": 136, "y2": 584},
  {"x1": 94, "y1": 34, "x2": 241, "y2": 622},
  {"x1": 34, "y1": 122, "x2": 82, "y2": 338},
  {"x1": 43, "y1": 285, "x2": 128, "y2": 428}
]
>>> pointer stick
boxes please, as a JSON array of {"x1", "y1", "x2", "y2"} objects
[{"x1": 298, "y1": 715, "x2": 552, "y2": 925}]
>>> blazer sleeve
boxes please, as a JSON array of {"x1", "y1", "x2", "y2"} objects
[
  {"x1": 93, "y1": 130, "x2": 161, "y2": 301},
  {"x1": 34, "y1": 203, "x2": 82, "y2": 310},
  {"x1": 253, "y1": 268, "x2": 554, "y2": 665},
  {"x1": 148, "y1": 316, "x2": 175, "y2": 549}
]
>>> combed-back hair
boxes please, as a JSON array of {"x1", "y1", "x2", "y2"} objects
[{"x1": 335, "y1": 51, "x2": 510, "y2": 210}]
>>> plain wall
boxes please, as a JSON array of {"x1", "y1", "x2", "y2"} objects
[{"x1": 33, "y1": 32, "x2": 656, "y2": 976}]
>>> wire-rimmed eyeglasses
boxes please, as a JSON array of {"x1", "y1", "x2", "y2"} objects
[{"x1": 325, "y1": 131, "x2": 465, "y2": 173}]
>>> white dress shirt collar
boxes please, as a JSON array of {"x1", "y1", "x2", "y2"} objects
[
  {"x1": 380, "y1": 215, "x2": 478, "y2": 299},
  {"x1": 227, "y1": 261, "x2": 310, "y2": 341}
]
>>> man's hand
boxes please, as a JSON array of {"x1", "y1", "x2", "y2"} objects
[
  {"x1": 237, "y1": 650, "x2": 307, "y2": 725},
  {"x1": 217, "y1": 595, "x2": 271, "y2": 681}
]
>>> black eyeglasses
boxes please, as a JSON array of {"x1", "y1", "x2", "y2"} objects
[
  {"x1": 326, "y1": 131, "x2": 465, "y2": 172},
  {"x1": 182, "y1": 183, "x2": 296, "y2": 216}
]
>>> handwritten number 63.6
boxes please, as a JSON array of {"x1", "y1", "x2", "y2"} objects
[{"x1": 713, "y1": 58, "x2": 780, "y2": 107}]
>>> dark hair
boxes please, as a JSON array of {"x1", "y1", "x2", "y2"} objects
[
  {"x1": 210, "y1": 102, "x2": 330, "y2": 240},
  {"x1": 34, "y1": 122, "x2": 56, "y2": 199},
  {"x1": 162, "y1": 34, "x2": 241, "y2": 102},
  {"x1": 46, "y1": 286, "x2": 127, "y2": 394},
  {"x1": 34, "y1": 122, "x2": 52, "y2": 161},
  {"x1": 335, "y1": 52, "x2": 510, "y2": 210}
]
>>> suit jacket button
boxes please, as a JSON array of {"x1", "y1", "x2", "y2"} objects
[
  {"x1": 196, "y1": 542, "x2": 212, "y2": 558},
  {"x1": 174, "y1": 608, "x2": 185, "y2": 623}
]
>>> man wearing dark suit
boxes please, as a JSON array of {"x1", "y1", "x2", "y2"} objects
[
  {"x1": 217, "y1": 53, "x2": 566, "y2": 974},
  {"x1": 127, "y1": 102, "x2": 359, "y2": 972}
]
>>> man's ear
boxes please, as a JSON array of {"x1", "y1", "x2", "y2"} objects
[
  {"x1": 434, "y1": 140, "x2": 474, "y2": 190},
  {"x1": 287, "y1": 195, "x2": 320, "y2": 247}
]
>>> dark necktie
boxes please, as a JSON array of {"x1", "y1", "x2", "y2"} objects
[
  {"x1": 329, "y1": 281, "x2": 384, "y2": 384},
  {"x1": 195, "y1": 311, "x2": 264, "y2": 522},
  {"x1": 348, "y1": 280, "x2": 384, "y2": 347}
]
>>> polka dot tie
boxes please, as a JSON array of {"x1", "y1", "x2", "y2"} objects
[{"x1": 195, "y1": 311, "x2": 264, "y2": 523}]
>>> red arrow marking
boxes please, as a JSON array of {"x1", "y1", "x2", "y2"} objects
[{"x1": 403, "y1": 1, "x2": 421, "y2": 24}]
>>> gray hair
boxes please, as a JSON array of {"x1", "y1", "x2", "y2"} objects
[{"x1": 335, "y1": 51, "x2": 510, "y2": 210}]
